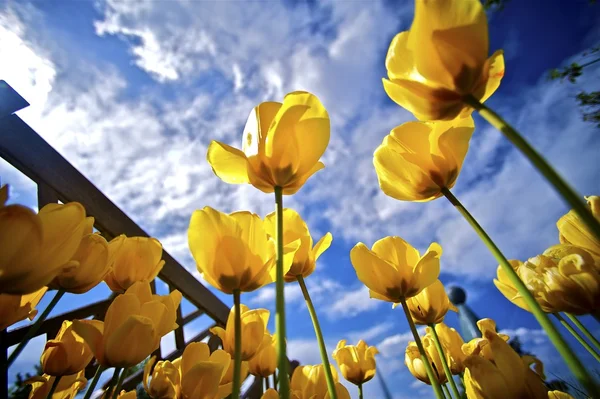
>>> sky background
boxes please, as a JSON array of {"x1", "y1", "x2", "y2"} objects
[{"x1": 1, "y1": 0, "x2": 600, "y2": 398}]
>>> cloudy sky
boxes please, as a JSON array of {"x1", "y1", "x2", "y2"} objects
[{"x1": 1, "y1": 0, "x2": 600, "y2": 397}]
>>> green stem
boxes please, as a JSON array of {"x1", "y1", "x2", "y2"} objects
[
  {"x1": 232, "y1": 290, "x2": 242, "y2": 399},
  {"x1": 464, "y1": 95, "x2": 600, "y2": 241},
  {"x1": 429, "y1": 324, "x2": 461, "y2": 399},
  {"x1": 358, "y1": 383, "x2": 363, "y2": 399},
  {"x1": 82, "y1": 365, "x2": 105, "y2": 399},
  {"x1": 274, "y1": 186, "x2": 289, "y2": 399},
  {"x1": 442, "y1": 384, "x2": 451, "y2": 399},
  {"x1": 111, "y1": 367, "x2": 128, "y2": 399},
  {"x1": 105, "y1": 367, "x2": 122, "y2": 399},
  {"x1": 297, "y1": 275, "x2": 337, "y2": 399},
  {"x1": 45, "y1": 375, "x2": 62, "y2": 399},
  {"x1": 566, "y1": 313, "x2": 600, "y2": 353},
  {"x1": 554, "y1": 314, "x2": 600, "y2": 363},
  {"x1": 7, "y1": 289, "x2": 65, "y2": 367},
  {"x1": 442, "y1": 187, "x2": 599, "y2": 397},
  {"x1": 400, "y1": 299, "x2": 445, "y2": 399}
]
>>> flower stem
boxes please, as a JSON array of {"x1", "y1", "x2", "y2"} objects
[
  {"x1": 274, "y1": 186, "x2": 289, "y2": 399},
  {"x1": 7, "y1": 289, "x2": 65, "y2": 367},
  {"x1": 464, "y1": 95, "x2": 600, "y2": 241},
  {"x1": 297, "y1": 275, "x2": 337, "y2": 399},
  {"x1": 429, "y1": 324, "x2": 461, "y2": 399},
  {"x1": 232, "y1": 289, "x2": 242, "y2": 399},
  {"x1": 105, "y1": 367, "x2": 122, "y2": 399},
  {"x1": 566, "y1": 313, "x2": 600, "y2": 353},
  {"x1": 554, "y1": 314, "x2": 600, "y2": 363},
  {"x1": 82, "y1": 365, "x2": 105, "y2": 399},
  {"x1": 45, "y1": 375, "x2": 62, "y2": 399},
  {"x1": 400, "y1": 299, "x2": 445, "y2": 399},
  {"x1": 442, "y1": 187, "x2": 599, "y2": 397},
  {"x1": 358, "y1": 383, "x2": 364, "y2": 399},
  {"x1": 111, "y1": 367, "x2": 128, "y2": 399},
  {"x1": 442, "y1": 384, "x2": 451, "y2": 399}
]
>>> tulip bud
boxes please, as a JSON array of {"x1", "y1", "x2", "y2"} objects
[
  {"x1": 41, "y1": 320, "x2": 93, "y2": 376},
  {"x1": 262, "y1": 389, "x2": 280, "y2": 399},
  {"x1": 557, "y1": 196, "x2": 600, "y2": 262},
  {"x1": 143, "y1": 356, "x2": 180, "y2": 399},
  {"x1": 405, "y1": 337, "x2": 446, "y2": 385},
  {"x1": 407, "y1": 280, "x2": 457, "y2": 325},
  {"x1": 332, "y1": 339, "x2": 378, "y2": 385},
  {"x1": 178, "y1": 342, "x2": 231, "y2": 399},
  {"x1": 248, "y1": 332, "x2": 278, "y2": 377},
  {"x1": 290, "y1": 364, "x2": 339, "y2": 399},
  {"x1": 429, "y1": 323, "x2": 465, "y2": 374}
]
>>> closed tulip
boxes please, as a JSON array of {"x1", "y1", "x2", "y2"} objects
[
  {"x1": 207, "y1": 91, "x2": 330, "y2": 195},
  {"x1": 262, "y1": 389, "x2": 281, "y2": 399},
  {"x1": 557, "y1": 196, "x2": 600, "y2": 263},
  {"x1": 27, "y1": 371, "x2": 87, "y2": 399},
  {"x1": 290, "y1": 364, "x2": 340, "y2": 399},
  {"x1": 177, "y1": 342, "x2": 231, "y2": 399},
  {"x1": 429, "y1": 323, "x2": 465, "y2": 374},
  {"x1": 264, "y1": 208, "x2": 332, "y2": 282},
  {"x1": 350, "y1": 236, "x2": 441, "y2": 303},
  {"x1": 104, "y1": 235, "x2": 165, "y2": 292},
  {"x1": 0, "y1": 286, "x2": 47, "y2": 330},
  {"x1": 248, "y1": 332, "x2": 277, "y2": 377},
  {"x1": 73, "y1": 281, "x2": 182, "y2": 367},
  {"x1": 188, "y1": 207, "x2": 298, "y2": 294},
  {"x1": 382, "y1": 0, "x2": 504, "y2": 121},
  {"x1": 41, "y1": 320, "x2": 93, "y2": 376},
  {"x1": 405, "y1": 337, "x2": 446, "y2": 385},
  {"x1": 461, "y1": 318, "x2": 510, "y2": 361},
  {"x1": 494, "y1": 245, "x2": 600, "y2": 315},
  {"x1": 143, "y1": 356, "x2": 180, "y2": 399},
  {"x1": 210, "y1": 304, "x2": 269, "y2": 360},
  {"x1": 332, "y1": 339, "x2": 378, "y2": 386},
  {"x1": 406, "y1": 280, "x2": 457, "y2": 325},
  {"x1": 373, "y1": 118, "x2": 475, "y2": 202},
  {"x1": 217, "y1": 355, "x2": 249, "y2": 398}
]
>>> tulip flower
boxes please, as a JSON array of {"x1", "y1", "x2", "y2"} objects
[
  {"x1": 143, "y1": 356, "x2": 180, "y2": 399},
  {"x1": 105, "y1": 235, "x2": 165, "y2": 292},
  {"x1": 262, "y1": 389, "x2": 281, "y2": 399},
  {"x1": 178, "y1": 342, "x2": 231, "y2": 399},
  {"x1": 188, "y1": 207, "x2": 299, "y2": 294},
  {"x1": 249, "y1": 332, "x2": 278, "y2": 377},
  {"x1": 0, "y1": 193, "x2": 87, "y2": 294},
  {"x1": 207, "y1": 91, "x2": 330, "y2": 195},
  {"x1": 115, "y1": 391, "x2": 137, "y2": 399},
  {"x1": 406, "y1": 280, "x2": 457, "y2": 325},
  {"x1": 0, "y1": 286, "x2": 47, "y2": 330},
  {"x1": 373, "y1": 118, "x2": 475, "y2": 202},
  {"x1": 406, "y1": 337, "x2": 446, "y2": 385},
  {"x1": 27, "y1": 371, "x2": 87, "y2": 399},
  {"x1": 210, "y1": 304, "x2": 269, "y2": 360},
  {"x1": 264, "y1": 208, "x2": 332, "y2": 282},
  {"x1": 382, "y1": 0, "x2": 504, "y2": 121},
  {"x1": 41, "y1": 320, "x2": 93, "y2": 376},
  {"x1": 73, "y1": 281, "x2": 182, "y2": 368},
  {"x1": 350, "y1": 236, "x2": 441, "y2": 303},
  {"x1": 50, "y1": 227, "x2": 111, "y2": 294},
  {"x1": 548, "y1": 391, "x2": 575, "y2": 399},
  {"x1": 325, "y1": 383, "x2": 351, "y2": 399},
  {"x1": 429, "y1": 323, "x2": 465, "y2": 374},
  {"x1": 494, "y1": 245, "x2": 600, "y2": 315},
  {"x1": 217, "y1": 356, "x2": 249, "y2": 398},
  {"x1": 290, "y1": 364, "x2": 340, "y2": 399},
  {"x1": 557, "y1": 196, "x2": 600, "y2": 263},
  {"x1": 332, "y1": 340, "x2": 378, "y2": 386},
  {"x1": 461, "y1": 318, "x2": 510, "y2": 361}
]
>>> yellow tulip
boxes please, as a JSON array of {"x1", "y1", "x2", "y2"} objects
[
  {"x1": 188, "y1": 207, "x2": 298, "y2": 294},
  {"x1": 27, "y1": 371, "x2": 87, "y2": 399},
  {"x1": 429, "y1": 323, "x2": 465, "y2": 374},
  {"x1": 382, "y1": 0, "x2": 504, "y2": 121},
  {"x1": 264, "y1": 208, "x2": 332, "y2": 282},
  {"x1": 177, "y1": 342, "x2": 231, "y2": 399},
  {"x1": 290, "y1": 364, "x2": 340, "y2": 399},
  {"x1": 405, "y1": 337, "x2": 446, "y2": 385},
  {"x1": 325, "y1": 383, "x2": 351, "y2": 399},
  {"x1": 557, "y1": 196, "x2": 600, "y2": 263},
  {"x1": 49, "y1": 228, "x2": 111, "y2": 294},
  {"x1": 0, "y1": 286, "x2": 47, "y2": 330},
  {"x1": 350, "y1": 236, "x2": 441, "y2": 302},
  {"x1": 72, "y1": 281, "x2": 181, "y2": 367},
  {"x1": 41, "y1": 320, "x2": 93, "y2": 376},
  {"x1": 463, "y1": 329, "x2": 547, "y2": 399},
  {"x1": 406, "y1": 280, "x2": 458, "y2": 325},
  {"x1": 207, "y1": 91, "x2": 330, "y2": 195},
  {"x1": 248, "y1": 332, "x2": 277, "y2": 377},
  {"x1": 115, "y1": 391, "x2": 138, "y2": 399},
  {"x1": 217, "y1": 355, "x2": 249, "y2": 398},
  {"x1": 548, "y1": 391, "x2": 575, "y2": 399},
  {"x1": 373, "y1": 117, "x2": 474, "y2": 202},
  {"x1": 262, "y1": 389, "x2": 281, "y2": 399},
  {"x1": 104, "y1": 235, "x2": 165, "y2": 292},
  {"x1": 494, "y1": 245, "x2": 600, "y2": 315},
  {"x1": 332, "y1": 339, "x2": 378, "y2": 385},
  {"x1": 461, "y1": 318, "x2": 510, "y2": 361},
  {"x1": 0, "y1": 195, "x2": 87, "y2": 294},
  {"x1": 143, "y1": 356, "x2": 180, "y2": 399},
  {"x1": 210, "y1": 304, "x2": 269, "y2": 360}
]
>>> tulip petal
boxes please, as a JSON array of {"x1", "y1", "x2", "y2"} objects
[
  {"x1": 182, "y1": 361, "x2": 225, "y2": 399},
  {"x1": 478, "y1": 50, "x2": 505, "y2": 104},
  {"x1": 243, "y1": 102, "x2": 282, "y2": 158},
  {"x1": 105, "y1": 315, "x2": 157, "y2": 367},
  {"x1": 350, "y1": 243, "x2": 402, "y2": 301},
  {"x1": 312, "y1": 232, "x2": 332, "y2": 261},
  {"x1": 182, "y1": 342, "x2": 211, "y2": 376},
  {"x1": 385, "y1": 31, "x2": 414, "y2": 80},
  {"x1": 230, "y1": 211, "x2": 270, "y2": 262},
  {"x1": 412, "y1": 243, "x2": 442, "y2": 295},
  {"x1": 71, "y1": 320, "x2": 105, "y2": 364},
  {"x1": 372, "y1": 236, "x2": 420, "y2": 271},
  {"x1": 207, "y1": 141, "x2": 250, "y2": 184},
  {"x1": 104, "y1": 293, "x2": 141, "y2": 339},
  {"x1": 282, "y1": 161, "x2": 325, "y2": 195}
]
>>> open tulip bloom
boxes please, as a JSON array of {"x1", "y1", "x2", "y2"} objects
[{"x1": 332, "y1": 339, "x2": 378, "y2": 398}]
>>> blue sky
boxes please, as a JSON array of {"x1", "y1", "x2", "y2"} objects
[{"x1": 1, "y1": 0, "x2": 600, "y2": 398}]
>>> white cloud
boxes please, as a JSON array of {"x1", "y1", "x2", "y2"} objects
[{"x1": 323, "y1": 285, "x2": 383, "y2": 320}]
